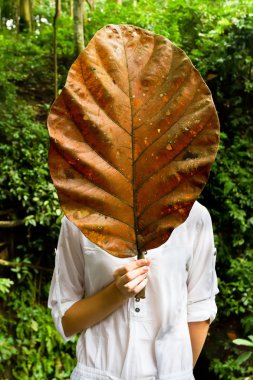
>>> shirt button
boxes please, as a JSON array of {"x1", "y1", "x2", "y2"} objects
[
  {"x1": 135, "y1": 298, "x2": 140, "y2": 302},
  {"x1": 135, "y1": 307, "x2": 140, "y2": 312}
]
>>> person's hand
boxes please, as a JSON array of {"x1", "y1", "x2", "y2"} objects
[{"x1": 113, "y1": 258, "x2": 151, "y2": 298}]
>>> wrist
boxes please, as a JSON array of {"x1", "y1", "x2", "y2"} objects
[{"x1": 110, "y1": 281, "x2": 129, "y2": 303}]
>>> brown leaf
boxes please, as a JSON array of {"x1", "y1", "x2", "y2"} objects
[
  {"x1": 206, "y1": 73, "x2": 218, "y2": 81},
  {"x1": 47, "y1": 24, "x2": 220, "y2": 258}
]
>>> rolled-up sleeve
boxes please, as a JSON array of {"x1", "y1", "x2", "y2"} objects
[
  {"x1": 48, "y1": 216, "x2": 85, "y2": 341},
  {"x1": 187, "y1": 207, "x2": 219, "y2": 324}
]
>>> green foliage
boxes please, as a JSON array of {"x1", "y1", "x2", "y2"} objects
[
  {"x1": 218, "y1": 251, "x2": 253, "y2": 316},
  {"x1": 210, "y1": 355, "x2": 253, "y2": 380},
  {"x1": 0, "y1": 102, "x2": 61, "y2": 227},
  {"x1": 0, "y1": 278, "x2": 14, "y2": 298},
  {"x1": 0, "y1": 33, "x2": 59, "y2": 225},
  {"x1": 185, "y1": 2, "x2": 253, "y2": 377},
  {"x1": 231, "y1": 336, "x2": 253, "y2": 369},
  {"x1": 0, "y1": 263, "x2": 77, "y2": 379},
  {"x1": 84, "y1": 0, "x2": 182, "y2": 44},
  {"x1": 210, "y1": 329, "x2": 253, "y2": 379},
  {"x1": 0, "y1": 0, "x2": 252, "y2": 379}
]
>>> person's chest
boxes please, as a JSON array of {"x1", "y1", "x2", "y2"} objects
[{"x1": 80, "y1": 220, "x2": 194, "y2": 298}]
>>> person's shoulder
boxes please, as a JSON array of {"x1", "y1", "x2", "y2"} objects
[
  {"x1": 186, "y1": 201, "x2": 212, "y2": 228},
  {"x1": 60, "y1": 215, "x2": 82, "y2": 234},
  {"x1": 61, "y1": 214, "x2": 71, "y2": 227},
  {"x1": 61, "y1": 215, "x2": 93, "y2": 246}
]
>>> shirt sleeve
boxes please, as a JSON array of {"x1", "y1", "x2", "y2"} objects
[
  {"x1": 186, "y1": 206, "x2": 219, "y2": 324},
  {"x1": 48, "y1": 215, "x2": 85, "y2": 342}
]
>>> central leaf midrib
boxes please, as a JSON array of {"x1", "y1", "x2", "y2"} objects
[{"x1": 121, "y1": 28, "x2": 140, "y2": 256}]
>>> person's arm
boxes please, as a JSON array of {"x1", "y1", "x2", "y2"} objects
[
  {"x1": 188, "y1": 319, "x2": 210, "y2": 368},
  {"x1": 186, "y1": 206, "x2": 219, "y2": 366},
  {"x1": 62, "y1": 258, "x2": 151, "y2": 337}
]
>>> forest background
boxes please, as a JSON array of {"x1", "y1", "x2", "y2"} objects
[{"x1": 0, "y1": 0, "x2": 252, "y2": 379}]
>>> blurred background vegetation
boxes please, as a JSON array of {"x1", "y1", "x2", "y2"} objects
[{"x1": 0, "y1": 0, "x2": 252, "y2": 379}]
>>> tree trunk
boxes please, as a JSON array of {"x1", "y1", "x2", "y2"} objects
[
  {"x1": 73, "y1": 0, "x2": 85, "y2": 55},
  {"x1": 58, "y1": 0, "x2": 62, "y2": 14},
  {"x1": 0, "y1": 4, "x2": 2, "y2": 31},
  {"x1": 70, "y1": 0, "x2": 73, "y2": 17},
  {"x1": 14, "y1": 0, "x2": 20, "y2": 31},
  {"x1": 19, "y1": 0, "x2": 32, "y2": 32},
  {"x1": 90, "y1": 0, "x2": 96, "y2": 10},
  {"x1": 85, "y1": 0, "x2": 96, "y2": 10},
  {"x1": 53, "y1": 0, "x2": 60, "y2": 99}
]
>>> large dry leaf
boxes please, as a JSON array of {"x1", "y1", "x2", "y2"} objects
[{"x1": 47, "y1": 24, "x2": 220, "y2": 258}]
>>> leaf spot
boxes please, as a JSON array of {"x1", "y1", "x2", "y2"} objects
[
  {"x1": 64, "y1": 169, "x2": 75, "y2": 179},
  {"x1": 183, "y1": 151, "x2": 199, "y2": 160},
  {"x1": 166, "y1": 143, "x2": 173, "y2": 150},
  {"x1": 178, "y1": 208, "x2": 186, "y2": 215},
  {"x1": 157, "y1": 129, "x2": 161, "y2": 133}
]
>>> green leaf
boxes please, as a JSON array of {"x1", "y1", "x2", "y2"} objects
[
  {"x1": 31, "y1": 320, "x2": 38, "y2": 332},
  {"x1": 0, "y1": 279, "x2": 14, "y2": 296},
  {"x1": 233, "y1": 338, "x2": 253, "y2": 347},
  {"x1": 224, "y1": 180, "x2": 234, "y2": 196},
  {"x1": 235, "y1": 351, "x2": 252, "y2": 365}
]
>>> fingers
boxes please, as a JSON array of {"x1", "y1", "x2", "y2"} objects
[
  {"x1": 115, "y1": 271, "x2": 149, "y2": 297},
  {"x1": 133, "y1": 277, "x2": 148, "y2": 295},
  {"x1": 113, "y1": 257, "x2": 151, "y2": 298},
  {"x1": 125, "y1": 258, "x2": 151, "y2": 273},
  {"x1": 118, "y1": 265, "x2": 149, "y2": 286},
  {"x1": 122, "y1": 272, "x2": 148, "y2": 295},
  {"x1": 113, "y1": 258, "x2": 151, "y2": 279}
]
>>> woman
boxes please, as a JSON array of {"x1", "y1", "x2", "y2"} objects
[{"x1": 48, "y1": 200, "x2": 219, "y2": 380}]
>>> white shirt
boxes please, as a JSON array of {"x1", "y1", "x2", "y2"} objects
[{"x1": 48, "y1": 201, "x2": 219, "y2": 380}]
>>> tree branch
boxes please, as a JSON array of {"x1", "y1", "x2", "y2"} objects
[
  {"x1": 0, "y1": 259, "x2": 52, "y2": 272},
  {"x1": 0, "y1": 220, "x2": 25, "y2": 228}
]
